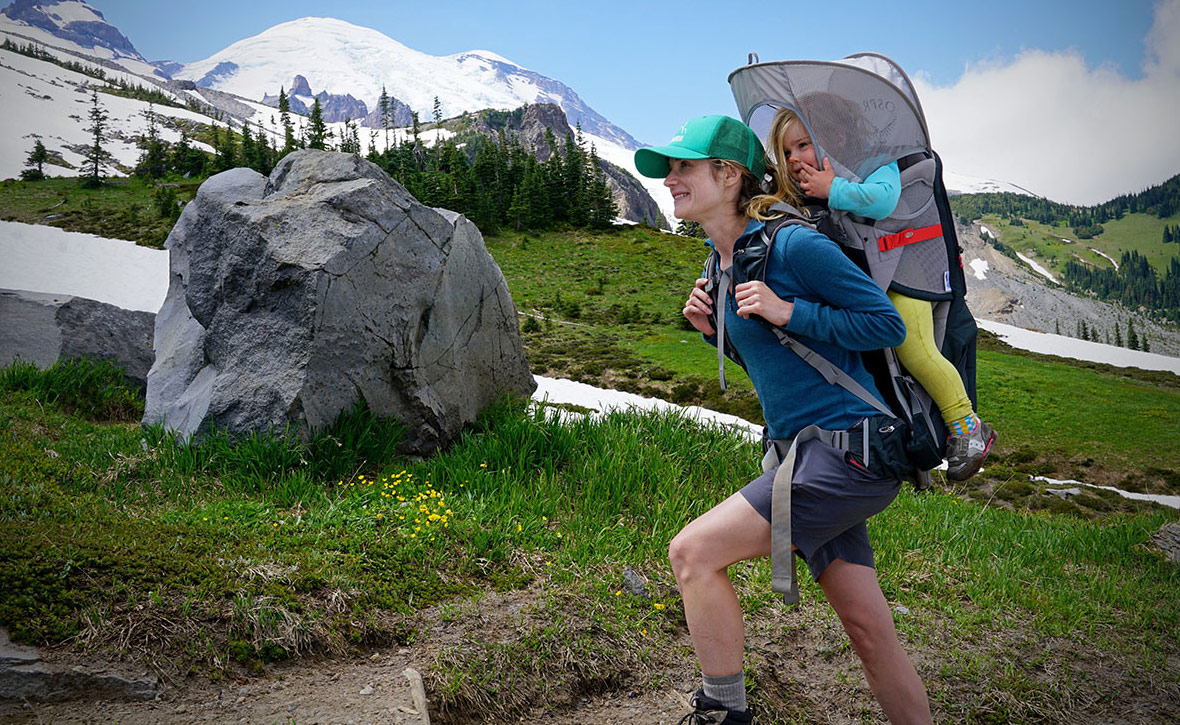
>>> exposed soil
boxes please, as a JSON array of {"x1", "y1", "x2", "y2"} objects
[{"x1": 3, "y1": 581, "x2": 1178, "y2": 724}]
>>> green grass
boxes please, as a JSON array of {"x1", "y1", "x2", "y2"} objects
[
  {"x1": 3, "y1": 180, "x2": 1180, "y2": 720},
  {"x1": 1, "y1": 360, "x2": 1177, "y2": 722},
  {"x1": 978, "y1": 211, "x2": 1180, "y2": 278},
  {"x1": 0, "y1": 175, "x2": 199, "y2": 247},
  {"x1": 977, "y1": 348, "x2": 1180, "y2": 473}
]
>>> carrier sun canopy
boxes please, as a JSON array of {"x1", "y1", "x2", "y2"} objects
[{"x1": 729, "y1": 53, "x2": 931, "y2": 183}]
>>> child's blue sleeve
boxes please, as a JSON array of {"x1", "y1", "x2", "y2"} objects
[{"x1": 828, "y1": 161, "x2": 900, "y2": 220}]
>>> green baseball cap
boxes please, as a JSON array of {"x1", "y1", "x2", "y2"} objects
[{"x1": 634, "y1": 115, "x2": 766, "y2": 179}]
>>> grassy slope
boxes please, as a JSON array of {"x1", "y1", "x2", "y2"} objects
[
  {"x1": 0, "y1": 176, "x2": 200, "y2": 248},
  {"x1": 976, "y1": 210, "x2": 1180, "y2": 277},
  {"x1": 2, "y1": 181, "x2": 1180, "y2": 721}
]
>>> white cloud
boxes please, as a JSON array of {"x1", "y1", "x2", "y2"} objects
[{"x1": 915, "y1": 0, "x2": 1180, "y2": 205}]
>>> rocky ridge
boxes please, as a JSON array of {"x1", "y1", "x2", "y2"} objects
[{"x1": 960, "y1": 222, "x2": 1180, "y2": 357}]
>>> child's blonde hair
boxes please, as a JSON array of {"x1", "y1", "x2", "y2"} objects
[{"x1": 747, "y1": 108, "x2": 806, "y2": 220}]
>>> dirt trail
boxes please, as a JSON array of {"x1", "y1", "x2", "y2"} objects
[{"x1": 0, "y1": 650, "x2": 704, "y2": 724}]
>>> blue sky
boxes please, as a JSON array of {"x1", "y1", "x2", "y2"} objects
[{"x1": 89, "y1": 0, "x2": 1179, "y2": 204}]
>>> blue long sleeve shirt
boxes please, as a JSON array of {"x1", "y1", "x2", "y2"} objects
[
  {"x1": 828, "y1": 161, "x2": 900, "y2": 220},
  {"x1": 707, "y1": 219, "x2": 905, "y2": 441}
]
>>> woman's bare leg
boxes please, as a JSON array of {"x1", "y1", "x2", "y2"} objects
[
  {"x1": 819, "y1": 558, "x2": 933, "y2": 724},
  {"x1": 668, "y1": 491, "x2": 771, "y2": 676}
]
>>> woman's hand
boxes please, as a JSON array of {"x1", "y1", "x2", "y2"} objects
[
  {"x1": 683, "y1": 277, "x2": 716, "y2": 335},
  {"x1": 734, "y1": 281, "x2": 793, "y2": 327},
  {"x1": 797, "y1": 157, "x2": 835, "y2": 199}
]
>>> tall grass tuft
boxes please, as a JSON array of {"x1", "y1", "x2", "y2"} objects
[
  {"x1": 139, "y1": 398, "x2": 405, "y2": 502},
  {"x1": 0, "y1": 357, "x2": 142, "y2": 421}
]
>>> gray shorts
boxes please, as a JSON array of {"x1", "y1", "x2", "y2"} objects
[{"x1": 739, "y1": 438, "x2": 901, "y2": 582}]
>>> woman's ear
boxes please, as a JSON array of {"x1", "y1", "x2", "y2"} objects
[{"x1": 719, "y1": 162, "x2": 742, "y2": 188}]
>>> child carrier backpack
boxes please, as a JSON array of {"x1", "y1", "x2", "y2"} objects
[
  {"x1": 724, "y1": 52, "x2": 981, "y2": 487},
  {"x1": 702, "y1": 205, "x2": 944, "y2": 491}
]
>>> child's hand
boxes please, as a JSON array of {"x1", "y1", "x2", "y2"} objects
[
  {"x1": 683, "y1": 277, "x2": 716, "y2": 335},
  {"x1": 798, "y1": 157, "x2": 835, "y2": 199}
]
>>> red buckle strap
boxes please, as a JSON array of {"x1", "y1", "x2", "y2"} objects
[{"x1": 878, "y1": 224, "x2": 942, "y2": 252}]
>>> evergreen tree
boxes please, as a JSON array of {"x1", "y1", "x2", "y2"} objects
[
  {"x1": 517, "y1": 157, "x2": 550, "y2": 230},
  {"x1": 339, "y1": 118, "x2": 361, "y2": 154},
  {"x1": 307, "y1": 99, "x2": 328, "y2": 150},
  {"x1": 1115, "y1": 321, "x2": 1123, "y2": 347},
  {"x1": 1054, "y1": 319, "x2": 1061, "y2": 336},
  {"x1": 21, "y1": 139, "x2": 48, "y2": 180},
  {"x1": 135, "y1": 104, "x2": 169, "y2": 179},
  {"x1": 170, "y1": 128, "x2": 205, "y2": 178},
  {"x1": 212, "y1": 122, "x2": 237, "y2": 172},
  {"x1": 378, "y1": 85, "x2": 392, "y2": 152},
  {"x1": 80, "y1": 87, "x2": 110, "y2": 188},
  {"x1": 411, "y1": 111, "x2": 421, "y2": 145},
  {"x1": 278, "y1": 87, "x2": 297, "y2": 155},
  {"x1": 240, "y1": 120, "x2": 256, "y2": 170},
  {"x1": 433, "y1": 95, "x2": 442, "y2": 124},
  {"x1": 586, "y1": 144, "x2": 617, "y2": 228},
  {"x1": 558, "y1": 130, "x2": 589, "y2": 225},
  {"x1": 1127, "y1": 321, "x2": 1140, "y2": 350},
  {"x1": 246, "y1": 121, "x2": 271, "y2": 175},
  {"x1": 507, "y1": 186, "x2": 527, "y2": 231}
]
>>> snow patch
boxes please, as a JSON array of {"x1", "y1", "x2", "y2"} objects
[
  {"x1": 0, "y1": 45, "x2": 218, "y2": 179},
  {"x1": 1090, "y1": 247, "x2": 1119, "y2": 270},
  {"x1": 968, "y1": 258, "x2": 989, "y2": 280},
  {"x1": 1033, "y1": 476, "x2": 1180, "y2": 511},
  {"x1": 1015, "y1": 251, "x2": 1060, "y2": 284},
  {"x1": 44, "y1": 3, "x2": 105, "y2": 25},
  {"x1": 0, "y1": 220, "x2": 168, "y2": 312},
  {"x1": 531, "y1": 375, "x2": 761, "y2": 442},
  {"x1": 976, "y1": 318, "x2": 1180, "y2": 375}
]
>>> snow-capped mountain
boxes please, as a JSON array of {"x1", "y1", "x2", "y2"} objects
[
  {"x1": 175, "y1": 17, "x2": 639, "y2": 150},
  {"x1": 943, "y1": 169, "x2": 1042, "y2": 198},
  {"x1": 0, "y1": 0, "x2": 162, "y2": 79},
  {"x1": 0, "y1": 0, "x2": 1040, "y2": 228}
]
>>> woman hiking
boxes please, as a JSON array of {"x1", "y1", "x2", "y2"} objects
[{"x1": 633, "y1": 114, "x2": 933, "y2": 724}]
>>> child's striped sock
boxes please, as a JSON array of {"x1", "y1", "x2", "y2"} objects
[{"x1": 949, "y1": 412, "x2": 980, "y2": 436}]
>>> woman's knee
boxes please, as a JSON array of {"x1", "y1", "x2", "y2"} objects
[{"x1": 668, "y1": 527, "x2": 711, "y2": 581}]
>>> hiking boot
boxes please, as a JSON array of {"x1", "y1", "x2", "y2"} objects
[
  {"x1": 676, "y1": 690, "x2": 754, "y2": 724},
  {"x1": 945, "y1": 420, "x2": 997, "y2": 481}
]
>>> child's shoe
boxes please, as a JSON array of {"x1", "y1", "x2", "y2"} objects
[
  {"x1": 946, "y1": 420, "x2": 997, "y2": 481},
  {"x1": 677, "y1": 689, "x2": 754, "y2": 724}
]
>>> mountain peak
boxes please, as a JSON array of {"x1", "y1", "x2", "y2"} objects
[
  {"x1": 174, "y1": 16, "x2": 638, "y2": 149},
  {"x1": 1, "y1": 0, "x2": 142, "y2": 60}
]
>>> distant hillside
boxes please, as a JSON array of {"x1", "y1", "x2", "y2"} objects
[
  {"x1": 950, "y1": 173, "x2": 1180, "y2": 237},
  {"x1": 951, "y1": 174, "x2": 1180, "y2": 323}
]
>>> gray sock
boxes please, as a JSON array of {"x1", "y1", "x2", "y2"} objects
[{"x1": 702, "y1": 672, "x2": 747, "y2": 712}]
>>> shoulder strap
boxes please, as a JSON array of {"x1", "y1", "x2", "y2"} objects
[
  {"x1": 767, "y1": 327, "x2": 894, "y2": 418},
  {"x1": 756, "y1": 219, "x2": 895, "y2": 418}
]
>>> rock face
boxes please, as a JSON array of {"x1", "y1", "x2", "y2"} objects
[
  {"x1": 260, "y1": 75, "x2": 371, "y2": 124},
  {"x1": 144, "y1": 150, "x2": 535, "y2": 454},
  {"x1": 463, "y1": 103, "x2": 666, "y2": 228},
  {"x1": 0, "y1": 289, "x2": 155, "y2": 393},
  {"x1": 958, "y1": 222, "x2": 1180, "y2": 357},
  {"x1": 1153, "y1": 522, "x2": 1180, "y2": 565}
]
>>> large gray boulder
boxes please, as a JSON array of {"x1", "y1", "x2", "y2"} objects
[
  {"x1": 0, "y1": 289, "x2": 155, "y2": 392},
  {"x1": 144, "y1": 150, "x2": 535, "y2": 454}
]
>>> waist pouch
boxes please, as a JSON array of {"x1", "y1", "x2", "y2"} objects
[{"x1": 848, "y1": 415, "x2": 920, "y2": 480}]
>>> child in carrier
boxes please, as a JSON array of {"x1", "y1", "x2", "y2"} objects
[{"x1": 764, "y1": 106, "x2": 996, "y2": 481}]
